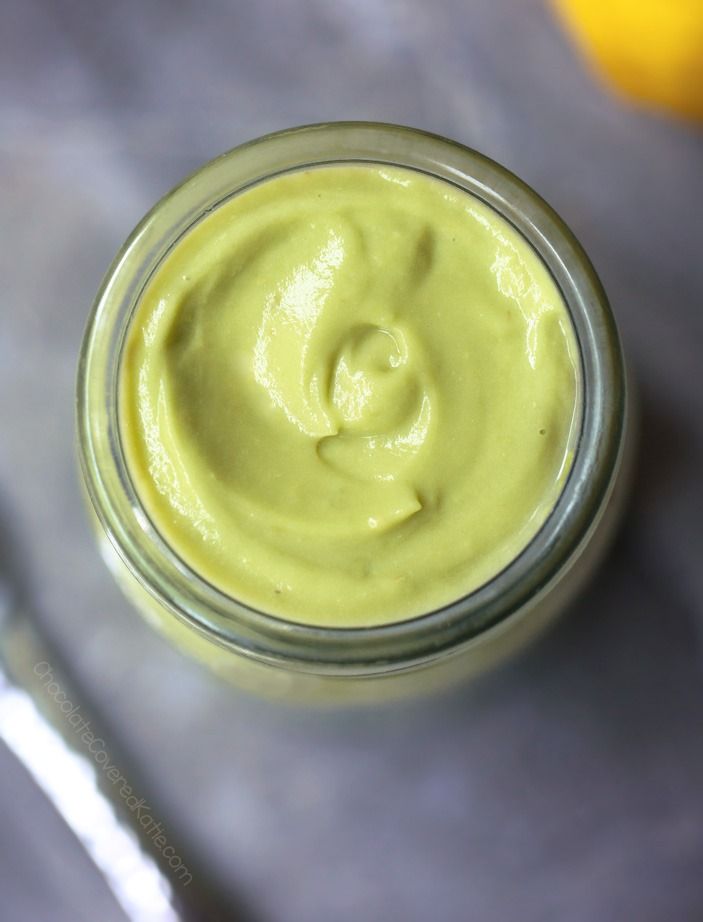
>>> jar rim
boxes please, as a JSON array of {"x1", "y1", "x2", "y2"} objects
[{"x1": 77, "y1": 121, "x2": 626, "y2": 672}]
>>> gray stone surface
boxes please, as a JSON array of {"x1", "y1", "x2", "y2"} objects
[{"x1": 2, "y1": 0, "x2": 703, "y2": 919}]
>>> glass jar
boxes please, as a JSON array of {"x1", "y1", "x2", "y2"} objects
[{"x1": 76, "y1": 122, "x2": 631, "y2": 703}]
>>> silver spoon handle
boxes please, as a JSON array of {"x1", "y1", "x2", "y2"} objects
[
  {"x1": 0, "y1": 665, "x2": 181, "y2": 922},
  {"x1": 0, "y1": 601, "x2": 184, "y2": 922},
  {"x1": 0, "y1": 571, "x2": 256, "y2": 922}
]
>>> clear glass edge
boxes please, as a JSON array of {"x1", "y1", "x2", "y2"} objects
[{"x1": 76, "y1": 121, "x2": 626, "y2": 670}]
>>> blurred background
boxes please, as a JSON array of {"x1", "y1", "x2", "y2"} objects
[{"x1": 1, "y1": 0, "x2": 703, "y2": 919}]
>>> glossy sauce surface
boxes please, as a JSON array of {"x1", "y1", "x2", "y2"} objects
[{"x1": 119, "y1": 165, "x2": 579, "y2": 626}]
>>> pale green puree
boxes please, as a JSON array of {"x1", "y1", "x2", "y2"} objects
[{"x1": 119, "y1": 165, "x2": 579, "y2": 626}]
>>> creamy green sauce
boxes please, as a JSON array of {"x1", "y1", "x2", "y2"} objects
[{"x1": 119, "y1": 165, "x2": 579, "y2": 626}]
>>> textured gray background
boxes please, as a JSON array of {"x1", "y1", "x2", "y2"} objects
[{"x1": 2, "y1": 0, "x2": 703, "y2": 920}]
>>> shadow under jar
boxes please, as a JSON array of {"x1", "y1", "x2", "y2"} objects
[{"x1": 77, "y1": 122, "x2": 630, "y2": 703}]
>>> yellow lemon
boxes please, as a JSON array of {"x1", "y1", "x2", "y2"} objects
[{"x1": 551, "y1": 0, "x2": 703, "y2": 120}]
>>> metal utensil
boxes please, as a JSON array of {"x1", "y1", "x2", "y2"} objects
[{"x1": 0, "y1": 520, "x2": 254, "y2": 922}]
